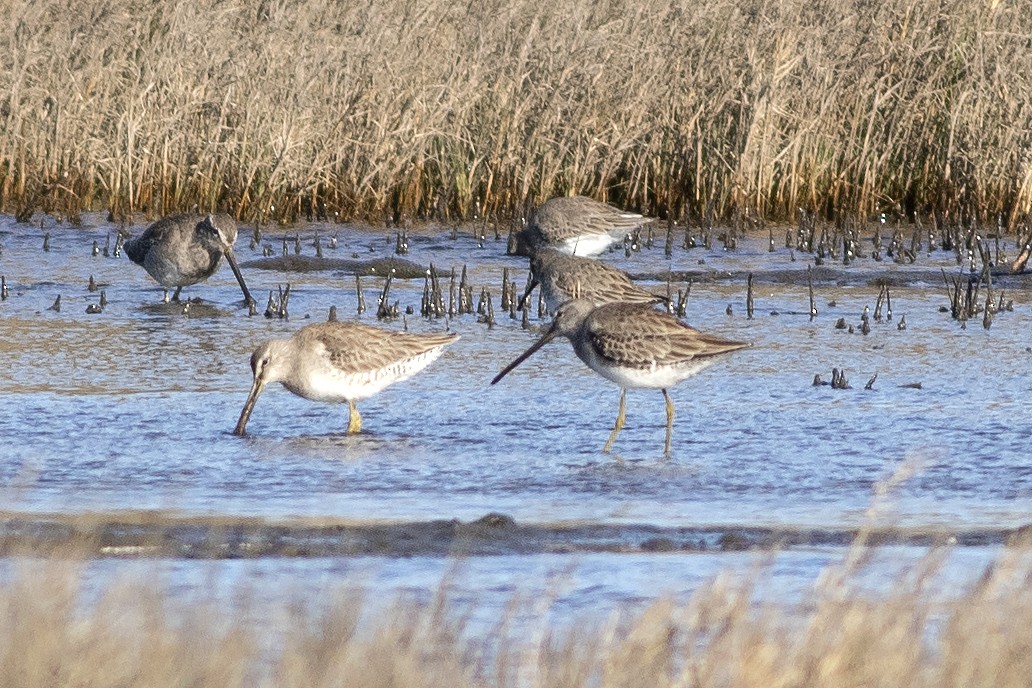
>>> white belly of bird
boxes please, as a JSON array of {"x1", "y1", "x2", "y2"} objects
[
  {"x1": 286, "y1": 348, "x2": 446, "y2": 403},
  {"x1": 577, "y1": 344, "x2": 718, "y2": 389},
  {"x1": 559, "y1": 233, "x2": 619, "y2": 257}
]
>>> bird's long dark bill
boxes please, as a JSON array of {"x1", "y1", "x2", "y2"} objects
[
  {"x1": 224, "y1": 249, "x2": 256, "y2": 307},
  {"x1": 232, "y1": 378, "x2": 265, "y2": 436},
  {"x1": 491, "y1": 326, "x2": 560, "y2": 385},
  {"x1": 515, "y1": 278, "x2": 539, "y2": 312}
]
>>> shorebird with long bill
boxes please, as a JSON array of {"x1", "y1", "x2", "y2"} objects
[
  {"x1": 125, "y1": 213, "x2": 255, "y2": 307},
  {"x1": 233, "y1": 321, "x2": 459, "y2": 436},
  {"x1": 492, "y1": 299, "x2": 749, "y2": 455}
]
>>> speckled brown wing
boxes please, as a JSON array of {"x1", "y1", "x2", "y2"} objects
[
  {"x1": 302, "y1": 322, "x2": 459, "y2": 375},
  {"x1": 533, "y1": 196, "x2": 648, "y2": 242},
  {"x1": 585, "y1": 303, "x2": 748, "y2": 369},
  {"x1": 535, "y1": 251, "x2": 664, "y2": 307},
  {"x1": 576, "y1": 196, "x2": 652, "y2": 234}
]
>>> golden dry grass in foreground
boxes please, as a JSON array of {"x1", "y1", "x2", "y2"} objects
[
  {"x1": 2, "y1": 0, "x2": 1031, "y2": 224},
  {"x1": 2, "y1": 545, "x2": 1031, "y2": 687}
]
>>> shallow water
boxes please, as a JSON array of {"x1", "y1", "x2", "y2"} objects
[{"x1": 1, "y1": 213, "x2": 1030, "y2": 615}]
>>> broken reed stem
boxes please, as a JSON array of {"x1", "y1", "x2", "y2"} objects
[
  {"x1": 505, "y1": 278, "x2": 518, "y2": 319},
  {"x1": 264, "y1": 284, "x2": 291, "y2": 319},
  {"x1": 278, "y1": 284, "x2": 290, "y2": 318},
  {"x1": 477, "y1": 288, "x2": 495, "y2": 328},
  {"x1": 377, "y1": 271, "x2": 396, "y2": 319},
  {"x1": 942, "y1": 269, "x2": 957, "y2": 316},
  {"x1": 432, "y1": 265, "x2": 445, "y2": 316},
  {"x1": 966, "y1": 278, "x2": 977, "y2": 319},
  {"x1": 500, "y1": 268, "x2": 511, "y2": 312},
  {"x1": 421, "y1": 271, "x2": 431, "y2": 317},
  {"x1": 677, "y1": 280, "x2": 691, "y2": 318},
  {"x1": 458, "y1": 265, "x2": 473, "y2": 315},
  {"x1": 421, "y1": 263, "x2": 444, "y2": 318},
  {"x1": 808, "y1": 264, "x2": 817, "y2": 319},
  {"x1": 746, "y1": 272, "x2": 754, "y2": 319},
  {"x1": 448, "y1": 269, "x2": 457, "y2": 317},
  {"x1": 506, "y1": 228, "x2": 519, "y2": 255}
]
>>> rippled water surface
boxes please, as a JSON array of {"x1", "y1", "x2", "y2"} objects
[{"x1": 1, "y1": 213, "x2": 1031, "y2": 614}]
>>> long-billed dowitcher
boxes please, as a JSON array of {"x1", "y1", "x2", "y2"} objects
[
  {"x1": 492, "y1": 299, "x2": 749, "y2": 455},
  {"x1": 233, "y1": 321, "x2": 460, "y2": 436},
  {"x1": 517, "y1": 248, "x2": 666, "y2": 313},
  {"x1": 512, "y1": 196, "x2": 654, "y2": 257},
  {"x1": 125, "y1": 213, "x2": 255, "y2": 306}
]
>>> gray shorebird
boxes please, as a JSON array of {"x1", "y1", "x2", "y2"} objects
[
  {"x1": 517, "y1": 248, "x2": 667, "y2": 313},
  {"x1": 492, "y1": 299, "x2": 749, "y2": 455},
  {"x1": 125, "y1": 213, "x2": 255, "y2": 306},
  {"x1": 233, "y1": 321, "x2": 460, "y2": 436},
  {"x1": 512, "y1": 196, "x2": 654, "y2": 257}
]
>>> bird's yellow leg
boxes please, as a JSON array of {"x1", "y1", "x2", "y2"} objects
[
  {"x1": 347, "y1": 400, "x2": 362, "y2": 434},
  {"x1": 602, "y1": 389, "x2": 627, "y2": 453},
  {"x1": 663, "y1": 389, "x2": 675, "y2": 456}
]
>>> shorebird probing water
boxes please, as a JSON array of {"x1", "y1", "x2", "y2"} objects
[
  {"x1": 233, "y1": 321, "x2": 460, "y2": 436},
  {"x1": 125, "y1": 213, "x2": 255, "y2": 307},
  {"x1": 492, "y1": 299, "x2": 749, "y2": 455}
]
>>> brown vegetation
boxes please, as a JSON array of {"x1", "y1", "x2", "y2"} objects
[
  {"x1": 1, "y1": 542, "x2": 1031, "y2": 687},
  {"x1": 2, "y1": 0, "x2": 1032, "y2": 226}
]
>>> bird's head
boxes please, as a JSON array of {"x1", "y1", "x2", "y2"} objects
[
  {"x1": 233, "y1": 338, "x2": 292, "y2": 436},
  {"x1": 490, "y1": 298, "x2": 595, "y2": 385},
  {"x1": 197, "y1": 214, "x2": 239, "y2": 251}
]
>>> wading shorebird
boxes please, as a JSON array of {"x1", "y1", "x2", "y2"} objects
[
  {"x1": 512, "y1": 196, "x2": 654, "y2": 257},
  {"x1": 517, "y1": 247, "x2": 667, "y2": 313},
  {"x1": 492, "y1": 299, "x2": 749, "y2": 455},
  {"x1": 233, "y1": 321, "x2": 460, "y2": 436},
  {"x1": 125, "y1": 213, "x2": 255, "y2": 306}
]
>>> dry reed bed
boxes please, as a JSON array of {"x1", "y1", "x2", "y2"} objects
[
  {"x1": 2, "y1": 0, "x2": 1032, "y2": 225},
  {"x1": 2, "y1": 543, "x2": 1031, "y2": 687}
]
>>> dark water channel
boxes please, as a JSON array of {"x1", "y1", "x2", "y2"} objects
[{"x1": 1, "y1": 212, "x2": 1031, "y2": 618}]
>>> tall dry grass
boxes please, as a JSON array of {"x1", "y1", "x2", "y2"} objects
[
  {"x1": 2, "y1": 542, "x2": 1032, "y2": 687},
  {"x1": 1, "y1": 0, "x2": 1031, "y2": 225}
]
